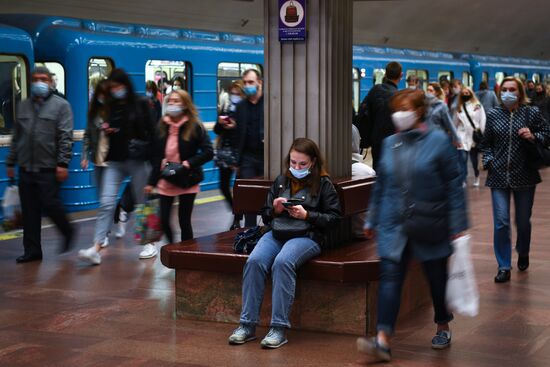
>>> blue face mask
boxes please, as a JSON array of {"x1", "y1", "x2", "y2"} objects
[
  {"x1": 145, "y1": 91, "x2": 153, "y2": 98},
  {"x1": 112, "y1": 88, "x2": 127, "y2": 100},
  {"x1": 244, "y1": 85, "x2": 257, "y2": 96},
  {"x1": 230, "y1": 95, "x2": 242, "y2": 105},
  {"x1": 31, "y1": 81, "x2": 51, "y2": 98},
  {"x1": 289, "y1": 166, "x2": 310, "y2": 179},
  {"x1": 501, "y1": 91, "x2": 518, "y2": 108}
]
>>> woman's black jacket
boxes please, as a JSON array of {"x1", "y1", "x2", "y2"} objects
[
  {"x1": 148, "y1": 121, "x2": 214, "y2": 186},
  {"x1": 261, "y1": 174, "x2": 342, "y2": 248}
]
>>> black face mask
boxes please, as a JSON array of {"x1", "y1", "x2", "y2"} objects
[
  {"x1": 537, "y1": 91, "x2": 545, "y2": 96},
  {"x1": 461, "y1": 94, "x2": 472, "y2": 101}
]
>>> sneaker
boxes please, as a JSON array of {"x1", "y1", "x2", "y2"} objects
[
  {"x1": 101, "y1": 237, "x2": 110, "y2": 248},
  {"x1": 119, "y1": 209, "x2": 128, "y2": 223},
  {"x1": 357, "y1": 337, "x2": 391, "y2": 362},
  {"x1": 228, "y1": 324, "x2": 256, "y2": 345},
  {"x1": 494, "y1": 269, "x2": 511, "y2": 283},
  {"x1": 115, "y1": 221, "x2": 127, "y2": 239},
  {"x1": 518, "y1": 255, "x2": 529, "y2": 271},
  {"x1": 431, "y1": 330, "x2": 452, "y2": 349},
  {"x1": 473, "y1": 176, "x2": 480, "y2": 187},
  {"x1": 260, "y1": 327, "x2": 288, "y2": 349},
  {"x1": 78, "y1": 247, "x2": 101, "y2": 265},
  {"x1": 139, "y1": 243, "x2": 158, "y2": 259}
]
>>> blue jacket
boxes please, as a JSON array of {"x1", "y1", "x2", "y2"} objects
[
  {"x1": 480, "y1": 105, "x2": 550, "y2": 189},
  {"x1": 366, "y1": 127, "x2": 468, "y2": 262}
]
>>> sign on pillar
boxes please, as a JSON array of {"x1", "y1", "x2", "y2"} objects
[{"x1": 279, "y1": 0, "x2": 306, "y2": 41}]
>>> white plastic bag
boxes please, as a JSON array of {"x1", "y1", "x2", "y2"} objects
[
  {"x1": 2, "y1": 185, "x2": 22, "y2": 231},
  {"x1": 446, "y1": 234, "x2": 479, "y2": 317}
]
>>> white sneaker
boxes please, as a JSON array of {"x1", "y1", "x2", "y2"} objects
[
  {"x1": 78, "y1": 247, "x2": 101, "y2": 265},
  {"x1": 473, "y1": 177, "x2": 480, "y2": 187},
  {"x1": 119, "y1": 209, "x2": 128, "y2": 223},
  {"x1": 115, "y1": 221, "x2": 127, "y2": 239},
  {"x1": 139, "y1": 243, "x2": 158, "y2": 259},
  {"x1": 101, "y1": 237, "x2": 109, "y2": 248}
]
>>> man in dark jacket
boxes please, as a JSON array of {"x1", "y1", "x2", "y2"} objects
[
  {"x1": 6, "y1": 66, "x2": 74, "y2": 263},
  {"x1": 235, "y1": 69, "x2": 264, "y2": 227},
  {"x1": 362, "y1": 62, "x2": 402, "y2": 171}
]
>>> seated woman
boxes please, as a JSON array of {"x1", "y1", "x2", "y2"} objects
[
  {"x1": 357, "y1": 89, "x2": 468, "y2": 362},
  {"x1": 228, "y1": 138, "x2": 341, "y2": 349}
]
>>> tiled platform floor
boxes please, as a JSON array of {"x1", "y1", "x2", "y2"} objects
[{"x1": 1, "y1": 171, "x2": 550, "y2": 366}]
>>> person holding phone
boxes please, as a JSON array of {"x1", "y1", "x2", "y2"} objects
[
  {"x1": 214, "y1": 80, "x2": 245, "y2": 229},
  {"x1": 228, "y1": 138, "x2": 341, "y2": 349}
]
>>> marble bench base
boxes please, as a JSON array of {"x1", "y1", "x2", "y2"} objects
[{"x1": 174, "y1": 263, "x2": 430, "y2": 335}]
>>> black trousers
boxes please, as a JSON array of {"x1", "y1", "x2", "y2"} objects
[
  {"x1": 469, "y1": 147, "x2": 480, "y2": 178},
  {"x1": 239, "y1": 153, "x2": 264, "y2": 227},
  {"x1": 159, "y1": 193, "x2": 196, "y2": 243},
  {"x1": 19, "y1": 170, "x2": 72, "y2": 256},
  {"x1": 219, "y1": 166, "x2": 233, "y2": 209}
]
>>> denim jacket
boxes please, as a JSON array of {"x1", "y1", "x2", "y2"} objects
[{"x1": 366, "y1": 127, "x2": 468, "y2": 262}]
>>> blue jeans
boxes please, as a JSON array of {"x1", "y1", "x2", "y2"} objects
[
  {"x1": 491, "y1": 187, "x2": 536, "y2": 270},
  {"x1": 377, "y1": 247, "x2": 453, "y2": 335},
  {"x1": 240, "y1": 231, "x2": 321, "y2": 328},
  {"x1": 93, "y1": 160, "x2": 150, "y2": 244}
]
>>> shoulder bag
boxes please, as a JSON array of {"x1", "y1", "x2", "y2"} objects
[
  {"x1": 463, "y1": 105, "x2": 483, "y2": 144},
  {"x1": 161, "y1": 162, "x2": 204, "y2": 188},
  {"x1": 270, "y1": 180, "x2": 311, "y2": 242}
]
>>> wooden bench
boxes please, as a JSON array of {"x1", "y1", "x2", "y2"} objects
[{"x1": 161, "y1": 177, "x2": 430, "y2": 335}]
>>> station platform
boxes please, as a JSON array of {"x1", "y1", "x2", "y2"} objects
[{"x1": 1, "y1": 172, "x2": 550, "y2": 366}]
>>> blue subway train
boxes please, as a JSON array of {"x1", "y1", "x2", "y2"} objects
[{"x1": 1, "y1": 14, "x2": 550, "y2": 214}]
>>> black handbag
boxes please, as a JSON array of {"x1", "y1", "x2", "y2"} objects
[
  {"x1": 463, "y1": 105, "x2": 483, "y2": 144},
  {"x1": 233, "y1": 226, "x2": 266, "y2": 254},
  {"x1": 271, "y1": 215, "x2": 311, "y2": 242},
  {"x1": 161, "y1": 161, "x2": 203, "y2": 188},
  {"x1": 214, "y1": 143, "x2": 238, "y2": 169},
  {"x1": 525, "y1": 140, "x2": 550, "y2": 169},
  {"x1": 128, "y1": 138, "x2": 152, "y2": 160},
  {"x1": 393, "y1": 140, "x2": 449, "y2": 243}
]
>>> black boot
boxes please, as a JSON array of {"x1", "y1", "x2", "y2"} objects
[
  {"x1": 494, "y1": 269, "x2": 511, "y2": 283},
  {"x1": 518, "y1": 255, "x2": 529, "y2": 272}
]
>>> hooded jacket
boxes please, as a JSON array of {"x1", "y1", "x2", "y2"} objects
[{"x1": 367, "y1": 127, "x2": 468, "y2": 262}]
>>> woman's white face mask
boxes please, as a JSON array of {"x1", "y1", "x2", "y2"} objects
[{"x1": 391, "y1": 110, "x2": 417, "y2": 131}]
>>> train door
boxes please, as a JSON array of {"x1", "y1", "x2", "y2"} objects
[
  {"x1": 0, "y1": 55, "x2": 28, "y2": 134},
  {"x1": 217, "y1": 62, "x2": 262, "y2": 113}
]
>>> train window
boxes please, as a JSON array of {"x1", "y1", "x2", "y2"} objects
[
  {"x1": 373, "y1": 69, "x2": 385, "y2": 85},
  {"x1": 532, "y1": 73, "x2": 541, "y2": 83},
  {"x1": 462, "y1": 72, "x2": 473, "y2": 88},
  {"x1": 89, "y1": 58, "x2": 114, "y2": 101},
  {"x1": 514, "y1": 72, "x2": 527, "y2": 82},
  {"x1": 352, "y1": 68, "x2": 360, "y2": 114},
  {"x1": 145, "y1": 60, "x2": 189, "y2": 98},
  {"x1": 406, "y1": 69, "x2": 428, "y2": 90},
  {"x1": 495, "y1": 72, "x2": 506, "y2": 85},
  {"x1": 36, "y1": 62, "x2": 65, "y2": 96},
  {"x1": 438, "y1": 71, "x2": 453, "y2": 84},
  {"x1": 0, "y1": 55, "x2": 27, "y2": 135},
  {"x1": 482, "y1": 72, "x2": 489, "y2": 83},
  {"x1": 217, "y1": 62, "x2": 263, "y2": 112}
]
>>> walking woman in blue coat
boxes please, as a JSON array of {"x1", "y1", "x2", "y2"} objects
[
  {"x1": 357, "y1": 89, "x2": 468, "y2": 362},
  {"x1": 479, "y1": 76, "x2": 550, "y2": 283}
]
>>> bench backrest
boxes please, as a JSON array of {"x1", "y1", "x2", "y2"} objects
[{"x1": 232, "y1": 177, "x2": 375, "y2": 217}]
